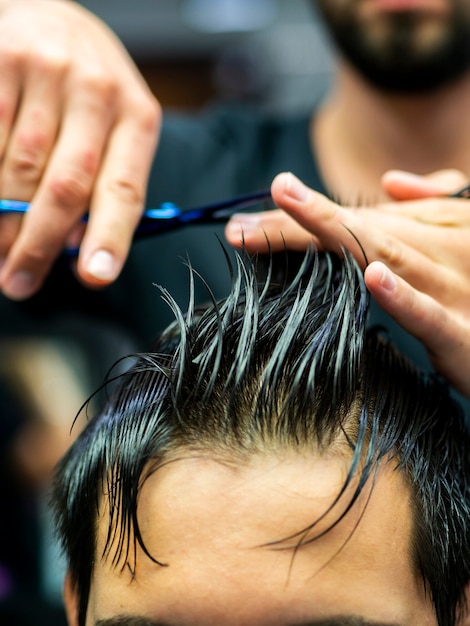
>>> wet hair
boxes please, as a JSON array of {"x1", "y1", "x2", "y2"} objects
[{"x1": 50, "y1": 249, "x2": 470, "y2": 626}]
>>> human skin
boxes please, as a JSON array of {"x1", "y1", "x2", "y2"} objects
[
  {"x1": 1, "y1": 1, "x2": 470, "y2": 300},
  {"x1": 310, "y1": 0, "x2": 470, "y2": 206},
  {"x1": 225, "y1": 170, "x2": 470, "y2": 398},
  {"x1": 63, "y1": 452, "x2": 438, "y2": 626},
  {"x1": 0, "y1": 0, "x2": 160, "y2": 299}
]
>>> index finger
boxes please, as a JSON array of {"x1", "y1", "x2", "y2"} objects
[
  {"x1": 270, "y1": 172, "x2": 366, "y2": 259},
  {"x1": 269, "y1": 172, "x2": 460, "y2": 299}
]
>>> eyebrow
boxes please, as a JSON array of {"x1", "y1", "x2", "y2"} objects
[{"x1": 95, "y1": 615, "x2": 403, "y2": 626}]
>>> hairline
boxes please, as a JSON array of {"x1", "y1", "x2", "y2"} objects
[{"x1": 93, "y1": 439, "x2": 422, "y2": 586}]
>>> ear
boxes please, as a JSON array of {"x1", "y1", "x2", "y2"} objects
[{"x1": 63, "y1": 570, "x2": 80, "y2": 626}]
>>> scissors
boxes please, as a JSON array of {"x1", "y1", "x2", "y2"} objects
[
  {"x1": 3, "y1": 180, "x2": 466, "y2": 255},
  {"x1": 450, "y1": 182, "x2": 470, "y2": 198},
  {"x1": 0, "y1": 188, "x2": 273, "y2": 256}
]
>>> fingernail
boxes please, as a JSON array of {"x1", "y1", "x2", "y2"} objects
[
  {"x1": 387, "y1": 170, "x2": 424, "y2": 183},
  {"x1": 285, "y1": 172, "x2": 311, "y2": 202},
  {"x1": 379, "y1": 265, "x2": 397, "y2": 291},
  {"x1": 86, "y1": 250, "x2": 118, "y2": 281},
  {"x1": 384, "y1": 170, "x2": 441, "y2": 193},
  {"x1": 2, "y1": 271, "x2": 36, "y2": 300}
]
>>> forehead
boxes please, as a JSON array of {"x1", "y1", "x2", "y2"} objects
[{"x1": 88, "y1": 453, "x2": 436, "y2": 626}]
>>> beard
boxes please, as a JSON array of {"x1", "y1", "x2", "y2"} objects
[{"x1": 314, "y1": 1, "x2": 470, "y2": 93}]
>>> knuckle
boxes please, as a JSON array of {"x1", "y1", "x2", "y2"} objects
[
  {"x1": 75, "y1": 147, "x2": 100, "y2": 178},
  {"x1": 6, "y1": 136, "x2": 49, "y2": 182},
  {"x1": 13, "y1": 125, "x2": 50, "y2": 153},
  {"x1": 0, "y1": 45, "x2": 26, "y2": 73},
  {"x1": 45, "y1": 148, "x2": 100, "y2": 209},
  {"x1": 0, "y1": 46, "x2": 69, "y2": 134},
  {"x1": 106, "y1": 176, "x2": 144, "y2": 207},
  {"x1": 77, "y1": 70, "x2": 119, "y2": 107},
  {"x1": 377, "y1": 235, "x2": 405, "y2": 268},
  {"x1": 47, "y1": 172, "x2": 91, "y2": 209},
  {"x1": 19, "y1": 242, "x2": 55, "y2": 267},
  {"x1": 136, "y1": 95, "x2": 162, "y2": 131},
  {"x1": 5, "y1": 151, "x2": 44, "y2": 182},
  {"x1": 142, "y1": 104, "x2": 161, "y2": 136},
  {"x1": 32, "y1": 48, "x2": 69, "y2": 78},
  {"x1": 125, "y1": 90, "x2": 161, "y2": 133}
]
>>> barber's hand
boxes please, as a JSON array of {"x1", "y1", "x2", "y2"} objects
[
  {"x1": 0, "y1": 0, "x2": 161, "y2": 300},
  {"x1": 370, "y1": 169, "x2": 470, "y2": 398},
  {"x1": 225, "y1": 169, "x2": 470, "y2": 397},
  {"x1": 226, "y1": 168, "x2": 469, "y2": 252}
]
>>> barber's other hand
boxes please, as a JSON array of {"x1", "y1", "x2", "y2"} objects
[
  {"x1": 0, "y1": 0, "x2": 161, "y2": 300},
  {"x1": 225, "y1": 170, "x2": 470, "y2": 397},
  {"x1": 364, "y1": 261, "x2": 470, "y2": 399}
]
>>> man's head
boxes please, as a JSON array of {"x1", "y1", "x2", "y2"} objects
[
  {"x1": 313, "y1": 0, "x2": 470, "y2": 92},
  {"x1": 51, "y1": 250, "x2": 470, "y2": 626}
]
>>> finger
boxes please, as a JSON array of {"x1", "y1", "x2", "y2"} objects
[
  {"x1": 382, "y1": 168, "x2": 468, "y2": 200},
  {"x1": 0, "y1": 45, "x2": 24, "y2": 259},
  {"x1": 337, "y1": 201, "x2": 470, "y2": 270},
  {"x1": 0, "y1": 81, "x2": 115, "y2": 299},
  {"x1": 372, "y1": 195, "x2": 470, "y2": 227},
  {"x1": 364, "y1": 262, "x2": 470, "y2": 397},
  {"x1": 348, "y1": 223, "x2": 458, "y2": 301},
  {"x1": 225, "y1": 208, "x2": 318, "y2": 252},
  {"x1": 270, "y1": 172, "x2": 369, "y2": 259},
  {"x1": 76, "y1": 95, "x2": 161, "y2": 287},
  {"x1": 365, "y1": 261, "x2": 448, "y2": 349},
  {"x1": 270, "y1": 173, "x2": 463, "y2": 299},
  {"x1": 0, "y1": 48, "x2": 65, "y2": 202},
  {"x1": 0, "y1": 39, "x2": 23, "y2": 161},
  {"x1": 0, "y1": 213, "x2": 21, "y2": 265},
  {"x1": 416, "y1": 167, "x2": 468, "y2": 192}
]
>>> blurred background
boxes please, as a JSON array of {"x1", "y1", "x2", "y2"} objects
[{"x1": 78, "y1": 0, "x2": 335, "y2": 112}]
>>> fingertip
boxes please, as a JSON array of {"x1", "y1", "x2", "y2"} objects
[
  {"x1": 381, "y1": 169, "x2": 411, "y2": 184},
  {"x1": 270, "y1": 171, "x2": 291, "y2": 201},
  {"x1": 381, "y1": 169, "x2": 444, "y2": 199},
  {"x1": 271, "y1": 171, "x2": 313, "y2": 206},
  {"x1": 224, "y1": 218, "x2": 246, "y2": 248},
  {"x1": 0, "y1": 268, "x2": 40, "y2": 300},
  {"x1": 81, "y1": 249, "x2": 121, "y2": 285},
  {"x1": 364, "y1": 261, "x2": 397, "y2": 293},
  {"x1": 381, "y1": 170, "x2": 423, "y2": 195}
]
